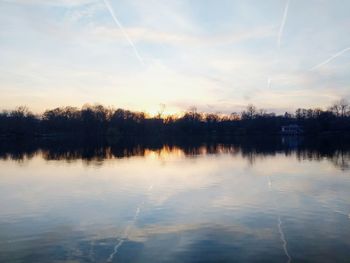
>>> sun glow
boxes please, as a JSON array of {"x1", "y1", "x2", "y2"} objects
[{"x1": 143, "y1": 105, "x2": 182, "y2": 118}]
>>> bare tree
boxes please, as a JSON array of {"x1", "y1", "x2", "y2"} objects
[
  {"x1": 330, "y1": 99, "x2": 349, "y2": 117},
  {"x1": 157, "y1": 103, "x2": 166, "y2": 119},
  {"x1": 329, "y1": 103, "x2": 340, "y2": 116},
  {"x1": 339, "y1": 99, "x2": 349, "y2": 117},
  {"x1": 258, "y1": 109, "x2": 267, "y2": 117},
  {"x1": 230, "y1": 112, "x2": 240, "y2": 121},
  {"x1": 241, "y1": 104, "x2": 257, "y2": 119}
]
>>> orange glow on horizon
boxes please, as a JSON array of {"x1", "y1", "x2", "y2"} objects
[{"x1": 143, "y1": 105, "x2": 183, "y2": 118}]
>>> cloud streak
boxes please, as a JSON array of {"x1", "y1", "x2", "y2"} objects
[
  {"x1": 92, "y1": 25, "x2": 274, "y2": 48},
  {"x1": 310, "y1": 47, "x2": 350, "y2": 70},
  {"x1": 1, "y1": 0, "x2": 94, "y2": 6},
  {"x1": 277, "y1": 0, "x2": 290, "y2": 49},
  {"x1": 102, "y1": 0, "x2": 145, "y2": 66}
]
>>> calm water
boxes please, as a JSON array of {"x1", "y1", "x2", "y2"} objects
[{"x1": 0, "y1": 137, "x2": 350, "y2": 263}]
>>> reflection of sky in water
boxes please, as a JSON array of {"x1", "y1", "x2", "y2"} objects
[{"x1": 0, "y1": 148, "x2": 350, "y2": 262}]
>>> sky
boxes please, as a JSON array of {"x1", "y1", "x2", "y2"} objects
[{"x1": 0, "y1": 0, "x2": 349, "y2": 115}]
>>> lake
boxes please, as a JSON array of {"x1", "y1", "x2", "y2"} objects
[{"x1": 0, "y1": 136, "x2": 349, "y2": 262}]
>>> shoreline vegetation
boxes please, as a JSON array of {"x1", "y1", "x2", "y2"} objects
[{"x1": 0, "y1": 100, "x2": 349, "y2": 138}]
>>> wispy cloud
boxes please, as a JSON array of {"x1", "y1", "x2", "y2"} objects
[
  {"x1": 310, "y1": 47, "x2": 350, "y2": 70},
  {"x1": 277, "y1": 0, "x2": 290, "y2": 49},
  {"x1": 1, "y1": 0, "x2": 349, "y2": 112},
  {"x1": 64, "y1": 2, "x2": 103, "y2": 23},
  {"x1": 102, "y1": 0, "x2": 145, "y2": 66},
  {"x1": 1, "y1": 0, "x2": 94, "y2": 6},
  {"x1": 92, "y1": 25, "x2": 274, "y2": 47}
]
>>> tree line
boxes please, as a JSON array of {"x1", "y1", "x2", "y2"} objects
[{"x1": 0, "y1": 99, "x2": 349, "y2": 137}]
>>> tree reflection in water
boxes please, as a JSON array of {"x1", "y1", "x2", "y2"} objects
[{"x1": 0, "y1": 136, "x2": 349, "y2": 170}]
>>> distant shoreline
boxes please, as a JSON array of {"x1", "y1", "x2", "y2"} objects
[
  {"x1": 1, "y1": 104, "x2": 349, "y2": 138},
  {"x1": 0, "y1": 130, "x2": 349, "y2": 139}
]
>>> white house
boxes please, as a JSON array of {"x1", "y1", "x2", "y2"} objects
[{"x1": 281, "y1": 124, "x2": 303, "y2": 135}]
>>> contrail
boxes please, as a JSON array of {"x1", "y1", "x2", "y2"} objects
[
  {"x1": 102, "y1": 0, "x2": 145, "y2": 65},
  {"x1": 310, "y1": 47, "x2": 350, "y2": 70},
  {"x1": 277, "y1": 215, "x2": 292, "y2": 263},
  {"x1": 107, "y1": 204, "x2": 142, "y2": 262},
  {"x1": 268, "y1": 176, "x2": 292, "y2": 263},
  {"x1": 267, "y1": 0, "x2": 290, "y2": 93},
  {"x1": 267, "y1": 77, "x2": 272, "y2": 89},
  {"x1": 107, "y1": 184, "x2": 154, "y2": 262},
  {"x1": 107, "y1": 238, "x2": 125, "y2": 262},
  {"x1": 277, "y1": 0, "x2": 290, "y2": 49}
]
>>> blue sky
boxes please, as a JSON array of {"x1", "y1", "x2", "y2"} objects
[{"x1": 0, "y1": 0, "x2": 349, "y2": 115}]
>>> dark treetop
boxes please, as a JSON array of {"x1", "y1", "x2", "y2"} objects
[{"x1": 0, "y1": 100, "x2": 350, "y2": 137}]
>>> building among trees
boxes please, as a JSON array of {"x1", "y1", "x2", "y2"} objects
[{"x1": 281, "y1": 124, "x2": 303, "y2": 135}]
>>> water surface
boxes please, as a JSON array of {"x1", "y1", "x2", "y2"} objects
[{"x1": 0, "y1": 137, "x2": 349, "y2": 262}]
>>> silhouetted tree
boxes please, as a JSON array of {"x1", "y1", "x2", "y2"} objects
[{"x1": 0, "y1": 102, "x2": 349, "y2": 137}]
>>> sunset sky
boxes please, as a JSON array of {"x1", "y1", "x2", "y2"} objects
[{"x1": 0, "y1": 0, "x2": 349, "y2": 115}]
